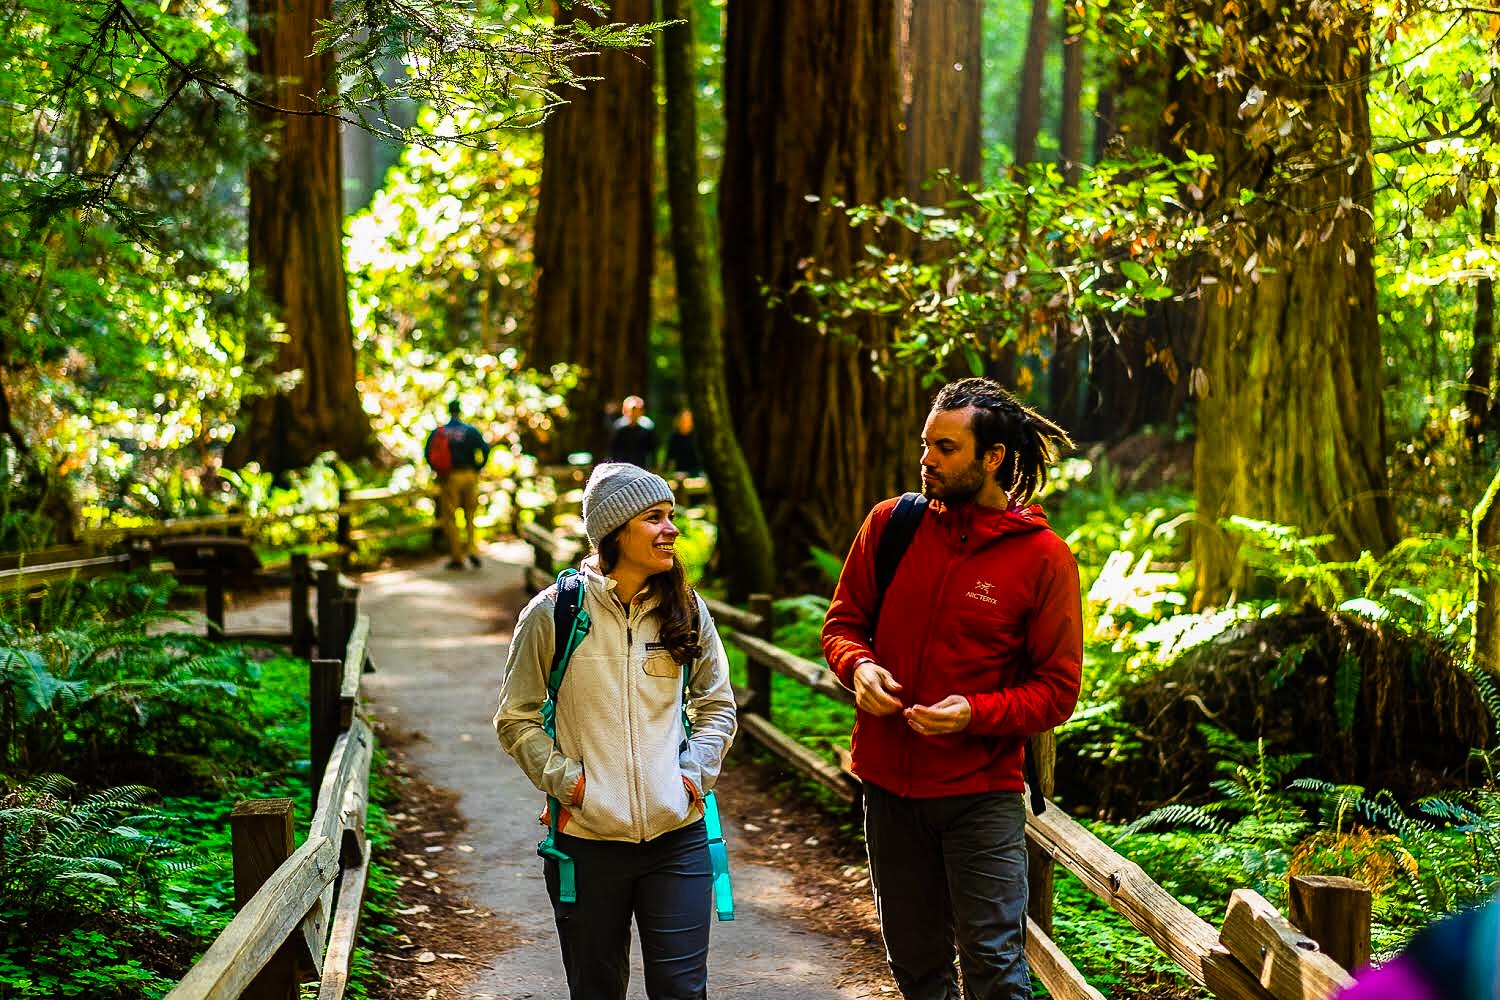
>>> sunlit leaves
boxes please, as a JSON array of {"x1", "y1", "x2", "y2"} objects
[{"x1": 795, "y1": 155, "x2": 1206, "y2": 382}]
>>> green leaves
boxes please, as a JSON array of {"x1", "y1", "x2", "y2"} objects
[{"x1": 792, "y1": 156, "x2": 1203, "y2": 382}]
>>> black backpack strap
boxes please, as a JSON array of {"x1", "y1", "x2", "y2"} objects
[
  {"x1": 548, "y1": 570, "x2": 587, "y2": 700},
  {"x1": 869, "y1": 492, "x2": 928, "y2": 636}
]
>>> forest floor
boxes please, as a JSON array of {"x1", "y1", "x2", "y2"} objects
[{"x1": 229, "y1": 539, "x2": 895, "y2": 999}]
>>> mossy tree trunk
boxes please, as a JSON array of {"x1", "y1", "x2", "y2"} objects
[
  {"x1": 720, "y1": 0, "x2": 918, "y2": 569},
  {"x1": 526, "y1": 0, "x2": 656, "y2": 460},
  {"x1": 228, "y1": 0, "x2": 374, "y2": 476},
  {"x1": 1188, "y1": 4, "x2": 1397, "y2": 604},
  {"x1": 1475, "y1": 465, "x2": 1500, "y2": 680},
  {"x1": 659, "y1": 0, "x2": 775, "y2": 600}
]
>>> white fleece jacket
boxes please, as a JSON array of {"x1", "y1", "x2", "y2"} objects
[{"x1": 494, "y1": 558, "x2": 738, "y2": 842}]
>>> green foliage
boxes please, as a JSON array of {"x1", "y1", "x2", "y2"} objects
[
  {"x1": 0, "y1": 572, "x2": 298, "y2": 783},
  {"x1": 792, "y1": 156, "x2": 1208, "y2": 390},
  {"x1": 1125, "y1": 726, "x2": 1313, "y2": 904},
  {"x1": 1224, "y1": 517, "x2": 1477, "y2": 636},
  {"x1": 1296, "y1": 746, "x2": 1500, "y2": 921},
  {"x1": 0, "y1": 774, "x2": 209, "y2": 920}
]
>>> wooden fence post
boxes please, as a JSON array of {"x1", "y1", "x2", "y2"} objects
[
  {"x1": 316, "y1": 563, "x2": 341, "y2": 659},
  {"x1": 337, "y1": 585, "x2": 360, "y2": 649},
  {"x1": 1289, "y1": 874, "x2": 1372, "y2": 972},
  {"x1": 230, "y1": 799, "x2": 303, "y2": 999},
  {"x1": 290, "y1": 553, "x2": 313, "y2": 661},
  {"x1": 1026, "y1": 729, "x2": 1058, "y2": 936},
  {"x1": 745, "y1": 594, "x2": 775, "y2": 719},
  {"x1": 336, "y1": 485, "x2": 353, "y2": 552},
  {"x1": 310, "y1": 659, "x2": 342, "y2": 791}
]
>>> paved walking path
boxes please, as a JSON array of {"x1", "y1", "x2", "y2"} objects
[{"x1": 237, "y1": 541, "x2": 871, "y2": 999}]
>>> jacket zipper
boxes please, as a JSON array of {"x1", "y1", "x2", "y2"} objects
[{"x1": 902, "y1": 519, "x2": 964, "y2": 797}]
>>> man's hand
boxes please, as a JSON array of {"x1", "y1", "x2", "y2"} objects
[
  {"x1": 904, "y1": 695, "x2": 971, "y2": 735},
  {"x1": 852, "y1": 660, "x2": 904, "y2": 716}
]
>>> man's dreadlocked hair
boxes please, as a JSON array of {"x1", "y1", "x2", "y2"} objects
[{"x1": 931, "y1": 378, "x2": 1073, "y2": 506}]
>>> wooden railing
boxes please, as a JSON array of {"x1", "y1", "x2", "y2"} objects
[
  {"x1": 519, "y1": 521, "x2": 1366, "y2": 1000},
  {"x1": 167, "y1": 576, "x2": 377, "y2": 1000}
]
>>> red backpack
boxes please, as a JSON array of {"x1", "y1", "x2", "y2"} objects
[{"x1": 426, "y1": 426, "x2": 456, "y2": 474}]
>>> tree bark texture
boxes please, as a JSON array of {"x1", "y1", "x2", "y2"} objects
[
  {"x1": 1187, "y1": 6, "x2": 1397, "y2": 603},
  {"x1": 1474, "y1": 463, "x2": 1500, "y2": 680},
  {"x1": 1467, "y1": 194, "x2": 1496, "y2": 452},
  {"x1": 896, "y1": 0, "x2": 981, "y2": 207},
  {"x1": 721, "y1": 0, "x2": 919, "y2": 568},
  {"x1": 229, "y1": 0, "x2": 374, "y2": 475},
  {"x1": 659, "y1": 0, "x2": 776, "y2": 599},
  {"x1": 527, "y1": 0, "x2": 656, "y2": 460},
  {"x1": 1013, "y1": 0, "x2": 1051, "y2": 168},
  {"x1": 1049, "y1": 3, "x2": 1086, "y2": 430}
]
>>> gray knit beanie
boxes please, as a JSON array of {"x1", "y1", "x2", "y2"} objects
[{"x1": 582, "y1": 463, "x2": 676, "y2": 550}]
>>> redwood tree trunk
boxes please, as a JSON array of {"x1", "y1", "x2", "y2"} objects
[
  {"x1": 527, "y1": 0, "x2": 655, "y2": 460},
  {"x1": 228, "y1": 0, "x2": 374, "y2": 475},
  {"x1": 659, "y1": 0, "x2": 775, "y2": 599},
  {"x1": 897, "y1": 0, "x2": 981, "y2": 207},
  {"x1": 721, "y1": 0, "x2": 917, "y2": 568},
  {"x1": 1468, "y1": 195, "x2": 1496, "y2": 452},
  {"x1": 1013, "y1": 0, "x2": 1050, "y2": 168},
  {"x1": 1190, "y1": 6, "x2": 1397, "y2": 604},
  {"x1": 1049, "y1": 2, "x2": 1086, "y2": 429}
]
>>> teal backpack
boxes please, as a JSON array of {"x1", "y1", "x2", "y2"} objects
[{"x1": 537, "y1": 569, "x2": 734, "y2": 920}]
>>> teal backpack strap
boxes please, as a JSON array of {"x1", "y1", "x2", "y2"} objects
[
  {"x1": 681, "y1": 666, "x2": 734, "y2": 921},
  {"x1": 538, "y1": 569, "x2": 590, "y2": 903}
]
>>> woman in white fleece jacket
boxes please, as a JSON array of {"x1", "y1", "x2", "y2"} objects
[{"x1": 495, "y1": 463, "x2": 737, "y2": 1000}]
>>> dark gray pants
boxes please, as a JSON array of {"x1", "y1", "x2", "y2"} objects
[
  {"x1": 864, "y1": 784, "x2": 1031, "y2": 999},
  {"x1": 544, "y1": 820, "x2": 712, "y2": 1000}
]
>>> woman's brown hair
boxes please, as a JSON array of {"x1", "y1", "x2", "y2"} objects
[{"x1": 598, "y1": 526, "x2": 702, "y2": 664}]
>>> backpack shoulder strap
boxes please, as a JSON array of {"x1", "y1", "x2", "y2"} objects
[
  {"x1": 546, "y1": 570, "x2": 590, "y2": 714},
  {"x1": 870, "y1": 492, "x2": 928, "y2": 633}
]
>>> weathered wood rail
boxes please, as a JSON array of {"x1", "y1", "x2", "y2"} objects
[
  {"x1": 167, "y1": 574, "x2": 378, "y2": 1000},
  {"x1": 519, "y1": 520, "x2": 1368, "y2": 1000}
]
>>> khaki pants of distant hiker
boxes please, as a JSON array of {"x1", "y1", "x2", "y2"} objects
[{"x1": 440, "y1": 470, "x2": 479, "y2": 561}]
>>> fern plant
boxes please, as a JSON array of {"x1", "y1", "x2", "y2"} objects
[
  {"x1": 1125, "y1": 725, "x2": 1314, "y2": 904},
  {"x1": 1295, "y1": 746, "x2": 1500, "y2": 919},
  {"x1": 0, "y1": 774, "x2": 211, "y2": 920}
]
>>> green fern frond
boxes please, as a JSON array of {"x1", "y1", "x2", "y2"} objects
[{"x1": 1124, "y1": 803, "x2": 1226, "y2": 835}]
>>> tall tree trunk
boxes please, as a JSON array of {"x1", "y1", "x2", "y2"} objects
[
  {"x1": 1013, "y1": 0, "x2": 1050, "y2": 168},
  {"x1": 1189, "y1": 6, "x2": 1397, "y2": 604},
  {"x1": 1081, "y1": 52, "x2": 1193, "y2": 441},
  {"x1": 1474, "y1": 463, "x2": 1500, "y2": 680},
  {"x1": 659, "y1": 0, "x2": 775, "y2": 600},
  {"x1": 1468, "y1": 194, "x2": 1496, "y2": 453},
  {"x1": 896, "y1": 0, "x2": 981, "y2": 207},
  {"x1": 527, "y1": 0, "x2": 655, "y2": 461},
  {"x1": 228, "y1": 0, "x2": 374, "y2": 475},
  {"x1": 721, "y1": 0, "x2": 917, "y2": 569},
  {"x1": 1049, "y1": 2, "x2": 1086, "y2": 430}
]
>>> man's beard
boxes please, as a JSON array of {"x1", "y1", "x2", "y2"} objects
[{"x1": 922, "y1": 458, "x2": 987, "y2": 504}]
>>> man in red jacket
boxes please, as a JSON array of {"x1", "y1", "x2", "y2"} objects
[{"x1": 823, "y1": 377, "x2": 1083, "y2": 999}]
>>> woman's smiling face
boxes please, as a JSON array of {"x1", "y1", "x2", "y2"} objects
[{"x1": 615, "y1": 502, "x2": 679, "y2": 577}]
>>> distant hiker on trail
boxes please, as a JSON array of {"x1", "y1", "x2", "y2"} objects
[
  {"x1": 609, "y1": 394, "x2": 658, "y2": 469},
  {"x1": 821, "y1": 377, "x2": 1083, "y2": 1000},
  {"x1": 495, "y1": 462, "x2": 738, "y2": 1000},
  {"x1": 424, "y1": 400, "x2": 491, "y2": 570},
  {"x1": 664, "y1": 406, "x2": 702, "y2": 477}
]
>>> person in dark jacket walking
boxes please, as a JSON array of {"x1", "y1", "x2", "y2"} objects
[
  {"x1": 822, "y1": 377, "x2": 1083, "y2": 999},
  {"x1": 426, "y1": 400, "x2": 492, "y2": 569}
]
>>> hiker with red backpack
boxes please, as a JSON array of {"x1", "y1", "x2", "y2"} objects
[
  {"x1": 494, "y1": 463, "x2": 737, "y2": 999},
  {"x1": 822, "y1": 378, "x2": 1083, "y2": 1000},
  {"x1": 425, "y1": 399, "x2": 492, "y2": 569}
]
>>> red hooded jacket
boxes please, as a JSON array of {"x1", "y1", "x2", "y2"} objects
[{"x1": 822, "y1": 495, "x2": 1083, "y2": 799}]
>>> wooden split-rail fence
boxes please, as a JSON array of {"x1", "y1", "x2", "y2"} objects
[
  {"x1": 5, "y1": 505, "x2": 399, "y2": 998},
  {"x1": 521, "y1": 521, "x2": 1371, "y2": 1000}
]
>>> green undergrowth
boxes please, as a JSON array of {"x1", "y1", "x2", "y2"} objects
[{"x1": 0, "y1": 608, "x2": 401, "y2": 999}]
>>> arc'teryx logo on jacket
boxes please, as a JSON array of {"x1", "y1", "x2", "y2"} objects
[{"x1": 823, "y1": 496, "x2": 1083, "y2": 799}]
